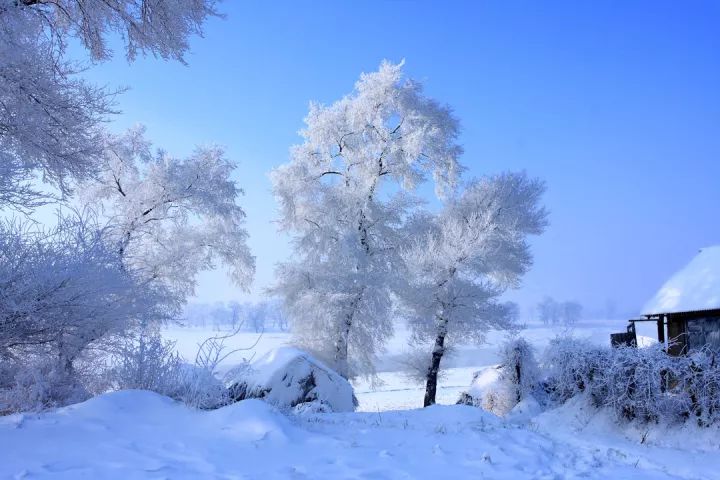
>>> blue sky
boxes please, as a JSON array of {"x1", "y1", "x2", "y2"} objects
[{"x1": 75, "y1": 0, "x2": 720, "y2": 318}]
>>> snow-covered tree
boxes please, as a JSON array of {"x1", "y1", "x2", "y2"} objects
[
  {"x1": 0, "y1": 212, "x2": 159, "y2": 373},
  {"x1": 83, "y1": 126, "x2": 255, "y2": 315},
  {"x1": 0, "y1": 0, "x2": 218, "y2": 208},
  {"x1": 271, "y1": 61, "x2": 463, "y2": 378},
  {"x1": 398, "y1": 172, "x2": 547, "y2": 406}
]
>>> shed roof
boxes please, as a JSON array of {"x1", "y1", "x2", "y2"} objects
[{"x1": 642, "y1": 246, "x2": 720, "y2": 316}]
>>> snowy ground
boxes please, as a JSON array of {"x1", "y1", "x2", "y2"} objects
[{"x1": 2, "y1": 321, "x2": 719, "y2": 479}]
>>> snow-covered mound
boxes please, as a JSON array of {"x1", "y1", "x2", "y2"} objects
[
  {"x1": 229, "y1": 347, "x2": 357, "y2": 412},
  {"x1": 0, "y1": 390, "x2": 298, "y2": 478},
  {"x1": 456, "y1": 366, "x2": 501, "y2": 408},
  {"x1": 4, "y1": 389, "x2": 718, "y2": 479}
]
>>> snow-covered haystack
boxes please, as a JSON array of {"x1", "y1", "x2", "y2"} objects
[
  {"x1": 457, "y1": 366, "x2": 527, "y2": 416},
  {"x1": 228, "y1": 347, "x2": 357, "y2": 412}
]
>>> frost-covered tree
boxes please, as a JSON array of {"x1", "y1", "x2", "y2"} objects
[
  {"x1": 271, "y1": 61, "x2": 463, "y2": 378},
  {"x1": 83, "y1": 126, "x2": 255, "y2": 315},
  {"x1": 0, "y1": 212, "x2": 159, "y2": 371},
  {"x1": 399, "y1": 172, "x2": 548, "y2": 406},
  {"x1": 0, "y1": 0, "x2": 218, "y2": 207}
]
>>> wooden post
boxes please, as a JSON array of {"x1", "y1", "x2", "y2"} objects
[{"x1": 657, "y1": 316, "x2": 665, "y2": 345}]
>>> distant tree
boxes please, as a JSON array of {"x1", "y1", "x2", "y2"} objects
[
  {"x1": 271, "y1": 61, "x2": 463, "y2": 378},
  {"x1": 537, "y1": 297, "x2": 559, "y2": 325},
  {"x1": 209, "y1": 302, "x2": 230, "y2": 329},
  {"x1": 398, "y1": 173, "x2": 548, "y2": 406},
  {"x1": 537, "y1": 297, "x2": 582, "y2": 326},
  {"x1": 561, "y1": 301, "x2": 583, "y2": 326},
  {"x1": 229, "y1": 301, "x2": 243, "y2": 329},
  {"x1": 0, "y1": 0, "x2": 219, "y2": 208},
  {"x1": 83, "y1": 126, "x2": 255, "y2": 315},
  {"x1": 271, "y1": 303, "x2": 290, "y2": 332},
  {"x1": 248, "y1": 302, "x2": 267, "y2": 333}
]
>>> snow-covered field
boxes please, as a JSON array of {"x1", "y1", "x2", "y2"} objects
[{"x1": 2, "y1": 321, "x2": 719, "y2": 479}]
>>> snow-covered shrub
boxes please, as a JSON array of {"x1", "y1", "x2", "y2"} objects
[
  {"x1": 674, "y1": 348, "x2": 720, "y2": 426},
  {"x1": 0, "y1": 358, "x2": 89, "y2": 414},
  {"x1": 458, "y1": 337, "x2": 539, "y2": 416},
  {"x1": 110, "y1": 331, "x2": 183, "y2": 394},
  {"x1": 170, "y1": 363, "x2": 229, "y2": 410},
  {"x1": 109, "y1": 330, "x2": 229, "y2": 409},
  {"x1": 0, "y1": 214, "x2": 162, "y2": 413},
  {"x1": 542, "y1": 337, "x2": 720, "y2": 426},
  {"x1": 228, "y1": 347, "x2": 357, "y2": 412},
  {"x1": 542, "y1": 337, "x2": 608, "y2": 404},
  {"x1": 593, "y1": 344, "x2": 681, "y2": 422},
  {"x1": 498, "y1": 337, "x2": 539, "y2": 404}
]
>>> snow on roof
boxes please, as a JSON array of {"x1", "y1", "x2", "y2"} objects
[{"x1": 642, "y1": 246, "x2": 720, "y2": 316}]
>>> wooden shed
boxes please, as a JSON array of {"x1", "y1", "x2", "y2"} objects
[{"x1": 613, "y1": 246, "x2": 720, "y2": 355}]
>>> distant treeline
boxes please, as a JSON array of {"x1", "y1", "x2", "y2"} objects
[{"x1": 181, "y1": 300, "x2": 289, "y2": 332}]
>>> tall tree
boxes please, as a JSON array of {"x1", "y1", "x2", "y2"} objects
[
  {"x1": 271, "y1": 61, "x2": 463, "y2": 378},
  {"x1": 83, "y1": 126, "x2": 255, "y2": 316},
  {"x1": 398, "y1": 172, "x2": 548, "y2": 406},
  {"x1": 0, "y1": 0, "x2": 218, "y2": 208}
]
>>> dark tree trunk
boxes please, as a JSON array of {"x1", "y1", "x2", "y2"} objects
[
  {"x1": 424, "y1": 329, "x2": 446, "y2": 407},
  {"x1": 515, "y1": 359, "x2": 522, "y2": 403}
]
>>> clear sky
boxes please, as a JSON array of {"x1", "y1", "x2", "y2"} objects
[{"x1": 74, "y1": 0, "x2": 720, "y2": 318}]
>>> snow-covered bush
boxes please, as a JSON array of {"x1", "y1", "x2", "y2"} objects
[
  {"x1": 0, "y1": 214, "x2": 162, "y2": 413},
  {"x1": 683, "y1": 349, "x2": 720, "y2": 426},
  {"x1": 542, "y1": 337, "x2": 608, "y2": 404},
  {"x1": 0, "y1": 357, "x2": 89, "y2": 414},
  {"x1": 496, "y1": 337, "x2": 539, "y2": 405},
  {"x1": 229, "y1": 347, "x2": 357, "y2": 412},
  {"x1": 542, "y1": 337, "x2": 720, "y2": 426},
  {"x1": 171, "y1": 363, "x2": 229, "y2": 410},
  {"x1": 110, "y1": 331, "x2": 184, "y2": 395},
  {"x1": 0, "y1": 215, "x2": 159, "y2": 364},
  {"x1": 458, "y1": 337, "x2": 539, "y2": 416},
  {"x1": 109, "y1": 330, "x2": 228, "y2": 409}
]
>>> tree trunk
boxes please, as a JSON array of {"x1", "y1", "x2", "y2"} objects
[
  {"x1": 424, "y1": 323, "x2": 447, "y2": 407},
  {"x1": 515, "y1": 358, "x2": 522, "y2": 403},
  {"x1": 334, "y1": 289, "x2": 364, "y2": 379},
  {"x1": 334, "y1": 315, "x2": 352, "y2": 379}
]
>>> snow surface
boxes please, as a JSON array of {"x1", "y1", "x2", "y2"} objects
[
  {"x1": 4, "y1": 389, "x2": 719, "y2": 479},
  {"x1": 642, "y1": 245, "x2": 720, "y2": 315}
]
